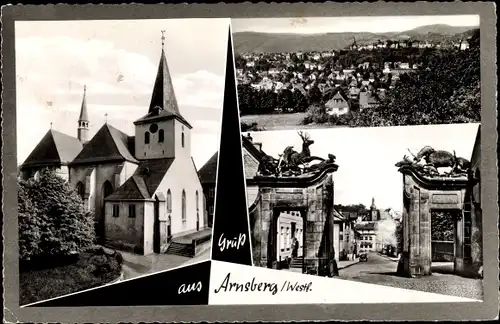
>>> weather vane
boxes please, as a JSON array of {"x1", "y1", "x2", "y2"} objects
[
  {"x1": 105, "y1": 113, "x2": 108, "y2": 123},
  {"x1": 161, "y1": 30, "x2": 166, "y2": 48},
  {"x1": 50, "y1": 122, "x2": 53, "y2": 129}
]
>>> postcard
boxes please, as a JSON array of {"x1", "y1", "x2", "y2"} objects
[{"x1": 1, "y1": 2, "x2": 497, "y2": 323}]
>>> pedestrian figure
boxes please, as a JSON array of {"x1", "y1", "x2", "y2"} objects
[
  {"x1": 292, "y1": 236, "x2": 299, "y2": 258},
  {"x1": 353, "y1": 242, "x2": 358, "y2": 259}
]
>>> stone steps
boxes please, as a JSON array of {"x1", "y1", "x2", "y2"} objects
[
  {"x1": 289, "y1": 258, "x2": 303, "y2": 268},
  {"x1": 166, "y1": 242, "x2": 194, "y2": 258}
]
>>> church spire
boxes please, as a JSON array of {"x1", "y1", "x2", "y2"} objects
[
  {"x1": 77, "y1": 85, "x2": 89, "y2": 143},
  {"x1": 370, "y1": 197, "x2": 376, "y2": 209},
  {"x1": 148, "y1": 30, "x2": 181, "y2": 116}
]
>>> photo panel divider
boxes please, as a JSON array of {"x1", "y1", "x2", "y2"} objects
[{"x1": 210, "y1": 26, "x2": 253, "y2": 266}]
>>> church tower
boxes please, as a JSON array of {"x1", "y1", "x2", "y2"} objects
[
  {"x1": 77, "y1": 85, "x2": 90, "y2": 144},
  {"x1": 133, "y1": 31, "x2": 193, "y2": 160},
  {"x1": 370, "y1": 197, "x2": 378, "y2": 221}
]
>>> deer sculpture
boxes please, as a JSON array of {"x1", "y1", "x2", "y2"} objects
[{"x1": 281, "y1": 131, "x2": 325, "y2": 172}]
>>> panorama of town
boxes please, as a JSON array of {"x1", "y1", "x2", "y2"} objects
[{"x1": 236, "y1": 30, "x2": 480, "y2": 131}]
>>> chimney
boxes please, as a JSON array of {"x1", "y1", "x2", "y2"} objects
[{"x1": 245, "y1": 133, "x2": 253, "y2": 143}]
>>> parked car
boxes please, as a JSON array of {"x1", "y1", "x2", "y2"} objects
[{"x1": 359, "y1": 253, "x2": 368, "y2": 262}]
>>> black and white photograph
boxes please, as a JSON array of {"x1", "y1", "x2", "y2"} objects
[
  {"x1": 232, "y1": 15, "x2": 481, "y2": 132},
  {"x1": 242, "y1": 122, "x2": 483, "y2": 300},
  {"x1": 2, "y1": 2, "x2": 497, "y2": 323},
  {"x1": 15, "y1": 18, "x2": 228, "y2": 306}
]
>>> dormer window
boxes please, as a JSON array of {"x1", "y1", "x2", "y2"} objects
[
  {"x1": 153, "y1": 106, "x2": 163, "y2": 115},
  {"x1": 145, "y1": 132, "x2": 150, "y2": 144},
  {"x1": 158, "y1": 129, "x2": 164, "y2": 142}
]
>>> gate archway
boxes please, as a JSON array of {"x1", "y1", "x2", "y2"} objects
[
  {"x1": 248, "y1": 163, "x2": 339, "y2": 276},
  {"x1": 396, "y1": 166, "x2": 481, "y2": 278}
]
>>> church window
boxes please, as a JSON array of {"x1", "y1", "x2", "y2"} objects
[
  {"x1": 182, "y1": 190, "x2": 187, "y2": 225},
  {"x1": 196, "y1": 190, "x2": 199, "y2": 211},
  {"x1": 181, "y1": 132, "x2": 185, "y2": 148},
  {"x1": 158, "y1": 129, "x2": 164, "y2": 143},
  {"x1": 128, "y1": 204, "x2": 136, "y2": 218},
  {"x1": 76, "y1": 181, "x2": 85, "y2": 200},
  {"x1": 113, "y1": 204, "x2": 120, "y2": 217},
  {"x1": 145, "y1": 132, "x2": 150, "y2": 144},
  {"x1": 167, "y1": 189, "x2": 172, "y2": 213},
  {"x1": 209, "y1": 188, "x2": 214, "y2": 198},
  {"x1": 209, "y1": 205, "x2": 214, "y2": 215}
]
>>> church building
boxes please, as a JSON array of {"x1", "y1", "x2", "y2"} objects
[{"x1": 20, "y1": 35, "x2": 211, "y2": 256}]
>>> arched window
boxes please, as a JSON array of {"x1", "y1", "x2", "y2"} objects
[
  {"x1": 181, "y1": 190, "x2": 187, "y2": 225},
  {"x1": 158, "y1": 129, "x2": 164, "y2": 143},
  {"x1": 145, "y1": 132, "x2": 150, "y2": 144},
  {"x1": 195, "y1": 190, "x2": 199, "y2": 211},
  {"x1": 181, "y1": 132, "x2": 185, "y2": 148},
  {"x1": 167, "y1": 189, "x2": 172, "y2": 213},
  {"x1": 103, "y1": 180, "x2": 113, "y2": 198},
  {"x1": 76, "y1": 181, "x2": 85, "y2": 200}
]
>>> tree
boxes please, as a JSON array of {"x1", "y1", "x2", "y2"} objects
[
  {"x1": 234, "y1": 55, "x2": 247, "y2": 69},
  {"x1": 277, "y1": 89, "x2": 294, "y2": 111},
  {"x1": 431, "y1": 211, "x2": 454, "y2": 241},
  {"x1": 293, "y1": 90, "x2": 309, "y2": 113},
  {"x1": 18, "y1": 169, "x2": 96, "y2": 261},
  {"x1": 377, "y1": 36, "x2": 480, "y2": 126}
]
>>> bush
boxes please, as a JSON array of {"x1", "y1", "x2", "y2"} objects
[
  {"x1": 18, "y1": 169, "x2": 96, "y2": 261},
  {"x1": 302, "y1": 105, "x2": 329, "y2": 125},
  {"x1": 241, "y1": 122, "x2": 265, "y2": 132}
]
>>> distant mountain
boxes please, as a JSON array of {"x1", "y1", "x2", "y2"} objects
[{"x1": 233, "y1": 24, "x2": 478, "y2": 53}]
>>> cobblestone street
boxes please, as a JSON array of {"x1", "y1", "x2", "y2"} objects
[{"x1": 338, "y1": 252, "x2": 483, "y2": 300}]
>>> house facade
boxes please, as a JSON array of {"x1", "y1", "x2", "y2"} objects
[{"x1": 325, "y1": 89, "x2": 350, "y2": 116}]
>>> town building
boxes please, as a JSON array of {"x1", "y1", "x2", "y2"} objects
[
  {"x1": 198, "y1": 152, "x2": 218, "y2": 228},
  {"x1": 354, "y1": 222, "x2": 377, "y2": 253},
  {"x1": 324, "y1": 88, "x2": 351, "y2": 116},
  {"x1": 20, "y1": 36, "x2": 211, "y2": 256}
]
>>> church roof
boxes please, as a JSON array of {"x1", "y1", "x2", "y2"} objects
[
  {"x1": 198, "y1": 152, "x2": 218, "y2": 184},
  {"x1": 21, "y1": 129, "x2": 83, "y2": 168},
  {"x1": 70, "y1": 123, "x2": 138, "y2": 165},
  {"x1": 106, "y1": 158, "x2": 175, "y2": 200},
  {"x1": 78, "y1": 85, "x2": 89, "y2": 121},
  {"x1": 133, "y1": 48, "x2": 192, "y2": 129}
]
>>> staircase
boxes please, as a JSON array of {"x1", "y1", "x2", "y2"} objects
[
  {"x1": 166, "y1": 242, "x2": 194, "y2": 258},
  {"x1": 289, "y1": 258, "x2": 303, "y2": 269}
]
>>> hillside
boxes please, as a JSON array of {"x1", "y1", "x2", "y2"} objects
[{"x1": 233, "y1": 24, "x2": 478, "y2": 53}]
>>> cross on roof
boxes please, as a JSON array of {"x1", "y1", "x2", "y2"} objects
[
  {"x1": 161, "y1": 30, "x2": 166, "y2": 48},
  {"x1": 50, "y1": 122, "x2": 53, "y2": 129},
  {"x1": 105, "y1": 113, "x2": 108, "y2": 123}
]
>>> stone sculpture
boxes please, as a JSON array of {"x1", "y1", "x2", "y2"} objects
[
  {"x1": 396, "y1": 145, "x2": 471, "y2": 177},
  {"x1": 256, "y1": 132, "x2": 335, "y2": 177}
]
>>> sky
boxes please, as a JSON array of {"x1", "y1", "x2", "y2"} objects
[
  {"x1": 15, "y1": 18, "x2": 230, "y2": 169},
  {"x1": 231, "y1": 15, "x2": 480, "y2": 34},
  {"x1": 247, "y1": 123, "x2": 480, "y2": 212}
]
